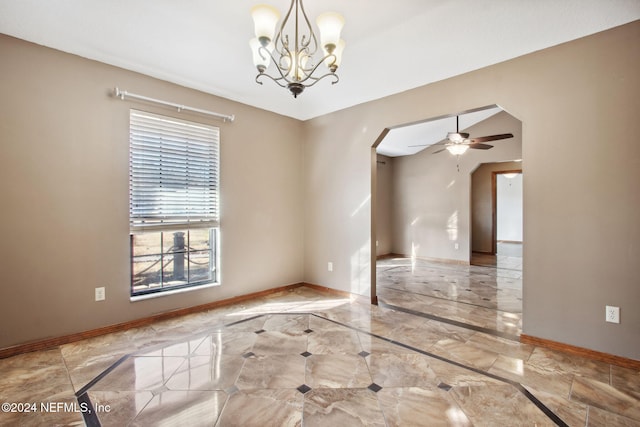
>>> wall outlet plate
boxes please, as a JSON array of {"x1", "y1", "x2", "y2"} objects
[
  {"x1": 605, "y1": 305, "x2": 620, "y2": 324},
  {"x1": 95, "y1": 287, "x2": 106, "y2": 302},
  {"x1": 328, "y1": 262, "x2": 333, "y2": 272}
]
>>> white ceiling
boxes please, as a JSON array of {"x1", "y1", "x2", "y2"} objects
[{"x1": 1, "y1": 0, "x2": 638, "y2": 122}]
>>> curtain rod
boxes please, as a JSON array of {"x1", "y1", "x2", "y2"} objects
[{"x1": 113, "y1": 87, "x2": 235, "y2": 123}]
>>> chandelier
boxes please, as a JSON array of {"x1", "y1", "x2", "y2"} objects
[{"x1": 249, "y1": 0, "x2": 345, "y2": 98}]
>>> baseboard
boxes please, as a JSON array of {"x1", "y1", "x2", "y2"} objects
[
  {"x1": 0, "y1": 282, "x2": 306, "y2": 359},
  {"x1": 301, "y1": 282, "x2": 351, "y2": 298},
  {"x1": 376, "y1": 253, "x2": 404, "y2": 260},
  {"x1": 301, "y1": 282, "x2": 371, "y2": 304},
  {"x1": 520, "y1": 334, "x2": 640, "y2": 370}
]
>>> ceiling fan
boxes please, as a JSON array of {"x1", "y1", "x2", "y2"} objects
[{"x1": 411, "y1": 116, "x2": 513, "y2": 155}]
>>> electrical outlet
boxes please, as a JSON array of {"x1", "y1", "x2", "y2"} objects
[
  {"x1": 328, "y1": 262, "x2": 333, "y2": 272},
  {"x1": 605, "y1": 305, "x2": 620, "y2": 324},
  {"x1": 454, "y1": 243, "x2": 459, "y2": 250},
  {"x1": 95, "y1": 287, "x2": 106, "y2": 302}
]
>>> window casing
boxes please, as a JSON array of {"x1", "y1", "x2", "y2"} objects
[{"x1": 129, "y1": 110, "x2": 220, "y2": 296}]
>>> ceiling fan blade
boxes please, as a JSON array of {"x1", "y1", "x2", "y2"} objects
[
  {"x1": 468, "y1": 133, "x2": 513, "y2": 143},
  {"x1": 432, "y1": 148, "x2": 447, "y2": 154},
  {"x1": 468, "y1": 143, "x2": 493, "y2": 150}
]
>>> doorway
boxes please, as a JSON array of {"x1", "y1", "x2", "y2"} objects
[
  {"x1": 470, "y1": 168, "x2": 523, "y2": 270},
  {"x1": 496, "y1": 170, "x2": 523, "y2": 265},
  {"x1": 372, "y1": 107, "x2": 524, "y2": 336}
]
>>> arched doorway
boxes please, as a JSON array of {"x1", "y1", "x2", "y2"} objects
[{"x1": 371, "y1": 105, "x2": 524, "y2": 336}]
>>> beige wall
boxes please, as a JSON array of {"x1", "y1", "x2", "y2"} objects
[
  {"x1": 389, "y1": 112, "x2": 522, "y2": 262},
  {"x1": 2, "y1": 22, "x2": 639, "y2": 361},
  {"x1": 471, "y1": 160, "x2": 523, "y2": 253},
  {"x1": 304, "y1": 22, "x2": 640, "y2": 359},
  {"x1": 0, "y1": 35, "x2": 304, "y2": 349},
  {"x1": 375, "y1": 155, "x2": 393, "y2": 256}
]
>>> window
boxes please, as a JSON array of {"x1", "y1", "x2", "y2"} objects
[{"x1": 129, "y1": 110, "x2": 220, "y2": 296}]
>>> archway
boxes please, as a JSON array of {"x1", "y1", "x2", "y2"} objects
[{"x1": 371, "y1": 105, "x2": 524, "y2": 335}]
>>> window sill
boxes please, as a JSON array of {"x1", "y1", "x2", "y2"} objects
[{"x1": 130, "y1": 282, "x2": 220, "y2": 302}]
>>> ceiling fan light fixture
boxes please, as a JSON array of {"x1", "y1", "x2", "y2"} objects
[
  {"x1": 503, "y1": 173, "x2": 518, "y2": 179},
  {"x1": 446, "y1": 144, "x2": 469, "y2": 155},
  {"x1": 447, "y1": 132, "x2": 469, "y2": 143}
]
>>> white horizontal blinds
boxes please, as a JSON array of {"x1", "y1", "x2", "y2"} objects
[{"x1": 129, "y1": 110, "x2": 219, "y2": 231}]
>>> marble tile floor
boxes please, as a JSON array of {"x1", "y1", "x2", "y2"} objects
[
  {"x1": 470, "y1": 242, "x2": 524, "y2": 271},
  {"x1": 0, "y1": 286, "x2": 638, "y2": 426},
  {"x1": 377, "y1": 255, "x2": 523, "y2": 337}
]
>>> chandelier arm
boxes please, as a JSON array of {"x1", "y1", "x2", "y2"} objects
[
  {"x1": 294, "y1": 49, "x2": 315, "y2": 75},
  {"x1": 257, "y1": 45, "x2": 271, "y2": 63},
  {"x1": 258, "y1": 44, "x2": 297, "y2": 84},
  {"x1": 258, "y1": 47, "x2": 298, "y2": 85},
  {"x1": 255, "y1": 50, "x2": 339, "y2": 87},
  {"x1": 256, "y1": 45, "x2": 294, "y2": 86},
  {"x1": 297, "y1": 0, "x2": 318, "y2": 54},
  {"x1": 256, "y1": 67, "x2": 338, "y2": 90},
  {"x1": 299, "y1": 72, "x2": 339, "y2": 88},
  {"x1": 276, "y1": 45, "x2": 294, "y2": 74},
  {"x1": 273, "y1": 0, "x2": 296, "y2": 54},
  {"x1": 273, "y1": 36, "x2": 288, "y2": 58},
  {"x1": 292, "y1": 52, "x2": 337, "y2": 84},
  {"x1": 325, "y1": 52, "x2": 338, "y2": 71},
  {"x1": 256, "y1": 72, "x2": 289, "y2": 89}
]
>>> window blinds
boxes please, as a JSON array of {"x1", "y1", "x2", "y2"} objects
[{"x1": 129, "y1": 110, "x2": 219, "y2": 231}]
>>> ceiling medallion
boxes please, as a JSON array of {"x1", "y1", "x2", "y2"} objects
[{"x1": 249, "y1": 0, "x2": 345, "y2": 98}]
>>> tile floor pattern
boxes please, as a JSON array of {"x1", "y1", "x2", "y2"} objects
[
  {"x1": 376, "y1": 253, "x2": 523, "y2": 338},
  {"x1": 0, "y1": 286, "x2": 639, "y2": 426},
  {"x1": 471, "y1": 242, "x2": 524, "y2": 271}
]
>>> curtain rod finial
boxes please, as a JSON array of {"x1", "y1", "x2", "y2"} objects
[{"x1": 114, "y1": 87, "x2": 125, "y2": 100}]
